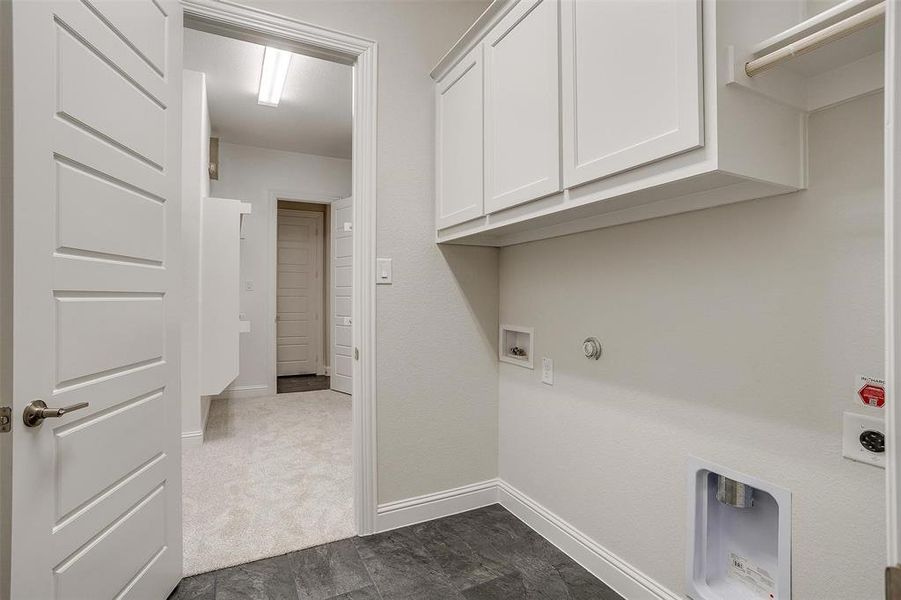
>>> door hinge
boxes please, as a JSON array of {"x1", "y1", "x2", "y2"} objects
[
  {"x1": 887, "y1": 565, "x2": 901, "y2": 600},
  {"x1": 0, "y1": 407, "x2": 10, "y2": 433},
  {"x1": 354, "y1": 347, "x2": 360, "y2": 360}
]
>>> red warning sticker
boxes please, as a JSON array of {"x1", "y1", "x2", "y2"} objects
[{"x1": 857, "y1": 375, "x2": 885, "y2": 408}]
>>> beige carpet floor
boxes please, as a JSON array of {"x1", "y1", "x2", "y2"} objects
[{"x1": 182, "y1": 390, "x2": 354, "y2": 576}]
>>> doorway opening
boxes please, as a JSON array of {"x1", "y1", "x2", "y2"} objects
[
  {"x1": 276, "y1": 202, "x2": 326, "y2": 391},
  {"x1": 180, "y1": 15, "x2": 363, "y2": 576},
  {"x1": 274, "y1": 196, "x2": 353, "y2": 396}
]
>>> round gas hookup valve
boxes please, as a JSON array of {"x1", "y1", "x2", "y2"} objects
[{"x1": 582, "y1": 337, "x2": 602, "y2": 360}]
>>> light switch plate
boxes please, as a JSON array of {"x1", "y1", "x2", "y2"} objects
[
  {"x1": 842, "y1": 411, "x2": 885, "y2": 468},
  {"x1": 376, "y1": 258, "x2": 392, "y2": 284},
  {"x1": 541, "y1": 357, "x2": 554, "y2": 385}
]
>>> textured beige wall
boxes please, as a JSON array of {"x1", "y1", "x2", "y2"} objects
[
  {"x1": 230, "y1": 0, "x2": 499, "y2": 503},
  {"x1": 498, "y1": 94, "x2": 886, "y2": 599}
]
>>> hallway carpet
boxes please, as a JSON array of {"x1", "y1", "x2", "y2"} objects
[{"x1": 182, "y1": 390, "x2": 354, "y2": 576}]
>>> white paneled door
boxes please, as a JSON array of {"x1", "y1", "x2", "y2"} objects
[
  {"x1": 330, "y1": 197, "x2": 353, "y2": 395},
  {"x1": 277, "y1": 210, "x2": 323, "y2": 376},
  {"x1": 8, "y1": 0, "x2": 183, "y2": 598}
]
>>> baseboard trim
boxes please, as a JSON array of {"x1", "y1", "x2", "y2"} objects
[
  {"x1": 375, "y1": 478, "x2": 679, "y2": 600},
  {"x1": 181, "y1": 430, "x2": 204, "y2": 450},
  {"x1": 375, "y1": 479, "x2": 500, "y2": 533},
  {"x1": 214, "y1": 384, "x2": 270, "y2": 400},
  {"x1": 497, "y1": 481, "x2": 681, "y2": 600}
]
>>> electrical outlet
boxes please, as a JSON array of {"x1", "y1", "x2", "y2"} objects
[
  {"x1": 541, "y1": 357, "x2": 554, "y2": 385},
  {"x1": 244, "y1": 280, "x2": 254, "y2": 291},
  {"x1": 842, "y1": 412, "x2": 885, "y2": 468}
]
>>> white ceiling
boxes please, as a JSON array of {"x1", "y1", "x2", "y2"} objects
[{"x1": 184, "y1": 28, "x2": 353, "y2": 159}]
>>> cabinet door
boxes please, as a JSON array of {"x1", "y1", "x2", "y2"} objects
[
  {"x1": 201, "y1": 197, "x2": 243, "y2": 396},
  {"x1": 561, "y1": 0, "x2": 702, "y2": 188},
  {"x1": 436, "y1": 46, "x2": 484, "y2": 229},
  {"x1": 484, "y1": 0, "x2": 560, "y2": 213}
]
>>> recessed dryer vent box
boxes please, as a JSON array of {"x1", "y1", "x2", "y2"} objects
[
  {"x1": 499, "y1": 325, "x2": 533, "y2": 369},
  {"x1": 687, "y1": 457, "x2": 791, "y2": 600}
]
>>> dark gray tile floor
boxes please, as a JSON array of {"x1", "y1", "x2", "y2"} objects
[
  {"x1": 169, "y1": 504, "x2": 624, "y2": 600},
  {"x1": 277, "y1": 375, "x2": 331, "y2": 394}
]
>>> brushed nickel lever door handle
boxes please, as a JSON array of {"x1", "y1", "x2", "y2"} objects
[{"x1": 23, "y1": 400, "x2": 89, "y2": 427}]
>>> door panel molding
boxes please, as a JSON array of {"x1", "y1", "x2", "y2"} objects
[
  {"x1": 276, "y1": 209, "x2": 324, "y2": 377},
  {"x1": 331, "y1": 196, "x2": 353, "y2": 395},
  {"x1": 6, "y1": 0, "x2": 183, "y2": 597}
]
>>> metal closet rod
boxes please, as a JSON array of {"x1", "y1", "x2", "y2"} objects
[{"x1": 745, "y1": 1, "x2": 886, "y2": 77}]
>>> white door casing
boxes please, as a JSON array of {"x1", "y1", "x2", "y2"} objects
[
  {"x1": 277, "y1": 209, "x2": 323, "y2": 377},
  {"x1": 8, "y1": 0, "x2": 183, "y2": 598},
  {"x1": 192, "y1": 0, "x2": 380, "y2": 533},
  {"x1": 484, "y1": 0, "x2": 560, "y2": 213},
  {"x1": 331, "y1": 197, "x2": 353, "y2": 395},
  {"x1": 561, "y1": 0, "x2": 703, "y2": 188},
  {"x1": 886, "y1": 0, "x2": 901, "y2": 567}
]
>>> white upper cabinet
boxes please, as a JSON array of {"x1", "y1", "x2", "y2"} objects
[
  {"x1": 436, "y1": 46, "x2": 485, "y2": 229},
  {"x1": 561, "y1": 0, "x2": 702, "y2": 187},
  {"x1": 432, "y1": 0, "x2": 813, "y2": 246},
  {"x1": 200, "y1": 197, "x2": 251, "y2": 396},
  {"x1": 484, "y1": 0, "x2": 560, "y2": 212}
]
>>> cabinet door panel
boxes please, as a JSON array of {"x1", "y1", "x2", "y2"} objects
[
  {"x1": 562, "y1": 0, "x2": 702, "y2": 187},
  {"x1": 485, "y1": 0, "x2": 560, "y2": 213},
  {"x1": 436, "y1": 47, "x2": 484, "y2": 229}
]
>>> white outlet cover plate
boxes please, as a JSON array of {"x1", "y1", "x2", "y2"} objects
[
  {"x1": 842, "y1": 411, "x2": 885, "y2": 468},
  {"x1": 541, "y1": 357, "x2": 553, "y2": 385},
  {"x1": 376, "y1": 258, "x2": 392, "y2": 284}
]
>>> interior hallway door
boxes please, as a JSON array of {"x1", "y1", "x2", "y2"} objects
[
  {"x1": 331, "y1": 197, "x2": 353, "y2": 395},
  {"x1": 5, "y1": 0, "x2": 184, "y2": 597},
  {"x1": 277, "y1": 209, "x2": 323, "y2": 376}
]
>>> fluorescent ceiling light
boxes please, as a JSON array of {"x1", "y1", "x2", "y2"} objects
[{"x1": 258, "y1": 46, "x2": 292, "y2": 107}]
